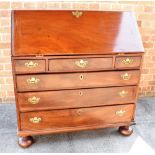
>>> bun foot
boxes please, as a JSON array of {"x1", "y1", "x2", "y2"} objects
[
  {"x1": 118, "y1": 126, "x2": 133, "y2": 136},
  {"x1": 18, "y1": 136, "x2": 34, "y2": 148}
]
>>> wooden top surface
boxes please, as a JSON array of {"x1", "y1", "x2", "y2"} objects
[{"x1": 12, "y1": 10, "x2": 144, "y2": 56}]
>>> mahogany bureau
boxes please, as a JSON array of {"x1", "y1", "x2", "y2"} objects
[{"x1": 11, "y1": 10, "x2": 144, "y2": 148}]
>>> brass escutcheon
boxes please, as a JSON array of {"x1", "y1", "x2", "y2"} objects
[
  {"x1": 122, "y1": 58, "x2": 133, "y2": 65},
  {"x1": 79, "y1": 74, "x2": 84, "y2": 80},
  {"x1": 79, "y1": 91, "x2": 83, "y2": 96},
  {"x1": 29, "y1": 117, "x2": 42, "y2": 123},
  {"x1": 75, "y1": 59, "x2": 88, "y2": 68},
  {"x1": 121, "y1": 73, "x2": 131, "y2": 80},
  {"x1": 28, "y1": 96, "x2": 40, "y2": 104},
  {"x1": 116, "y1": 110, "x2": 126, "y2": 117},
  {"x1": 72, "y1": 11, "x2": 83, "y2": 18},
  {"x1": 25, "y1": 61, "x2": 38, "y2": 69},
  {"x1": 27, "y1": 77, "x2": 40, "y2": 84},
  {"x1": 119, "y1": 90, "x2": 128, "y2": 98},
  {"x1": 76, "y1": 109, "x2": 83, "y2": 115}
]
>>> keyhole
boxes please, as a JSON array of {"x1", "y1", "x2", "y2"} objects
[
  {"x1": 79, "y1": 91, "x2": 83, "y2": 96},
  {"x1": 80, "y1": 74, "x2": 84, "y2": 80}
]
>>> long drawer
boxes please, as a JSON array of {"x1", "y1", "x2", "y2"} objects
[
  {"x1": 16, "y1": 70, "x2": 140, "y2": 92},
  {"x1": 18, "y1": 86, "x2": 137, "y2": 112},
  {"x1": 20, "y1": 104, "x2": 134, "y2": 131}
]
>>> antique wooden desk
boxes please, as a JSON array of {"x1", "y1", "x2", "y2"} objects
[{"x1": 11, "y1": 10, "x2": 144, "y2": 148}]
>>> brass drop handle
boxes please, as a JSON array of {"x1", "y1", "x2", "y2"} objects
[
  {"x1": 72, "y1": 11, "x2": 83, "y2": 18},
  {"x1": 75, "y1": 59, "x2": 88, "y2": 68},
  {"x1": 116, "y1": 110, "x2": 126, "y2": 117},
  {"x1": 25, "y1": 61, "x2": 38, "y2": 69},
  {"x1": 27, "y1": 77, "x2": 40, "y2": 84},
  {"x1": 30, "y1": 117, "x2": 42, "y2": 123},
  {"x1": 28, "y1": 96, "x2": 40, "y2": 104},
  {"x1": 122, "y1": 58, "x2": 133, "y2": 65},
  {"x1": 119, "y1": 90, "x2": 128, "y2": 98},
  {"x1": 121, "y1": 73, "x2": 131, "y2": 80}
]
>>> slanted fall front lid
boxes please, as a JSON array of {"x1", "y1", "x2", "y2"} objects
[{"x1": 12, "y1": 10, "x2": 144, "y2": 56}]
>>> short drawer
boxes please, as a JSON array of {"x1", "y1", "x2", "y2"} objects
[
  {"x1": 115, "y1": 56, "x2": 141, "y2": 69},
  {"x1": 14, "y1": 59, "x2": 45, "y2": 73},
  {"x1": 18, "y1": 86, "x2": 137, "y2": 112},
  {"x1": 16, "y1": 70, "x2": 140, "y2": 92},
  {"x1": 49, "y1": 57, "x2": 113, "y2": 72},
  {"x1": 20, "y1": 104, "x2": 134, "y2": 131}
]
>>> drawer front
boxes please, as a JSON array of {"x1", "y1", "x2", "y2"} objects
[
  {"x1": 18, "y1": 86, "x2": 137, "y2": 112},
  {"x1": 14, "y1": 59, "x2": 46, "y2": 73},
  {"x1": 115, "y1": 56, "x2": 141, "y2": 69},
  {"x1": 49, "y1": 57, "x2": 113, "y2": 72},
  {"x1": 16, "y1": 70, "x2": 140, "y2": 92},
  {"x1": 20, "y1": 104, "x2": 134, "y2": 131}
]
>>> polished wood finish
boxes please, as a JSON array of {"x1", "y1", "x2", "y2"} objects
[
  {"x1": 12, "y1": 11, "x2": 144, "y2": 56},
  {"x1": 16, "y1": 70, "x2": 140, "y2": 92},
  {"x1": 18, "y1": 86, "x2": 137, "y2": 112},
  {"x1": 118, "y1": 126, "x2": 133, "y2": 136},
  {"x1": 11, "y1": 10, "x2": 144, "y2": 147},
  {"x1": 49, "y1": 57, "x2": 113, "y2": 72},
  {"x1": 15, "y1": 59, "x2": 45, "y2": 73},
  {"x1": 20, "y1": 104, "x2": 134, "y2": 131},
  {"x1": 18, "y1": 136, "x2": 34, "y2": 148}
]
